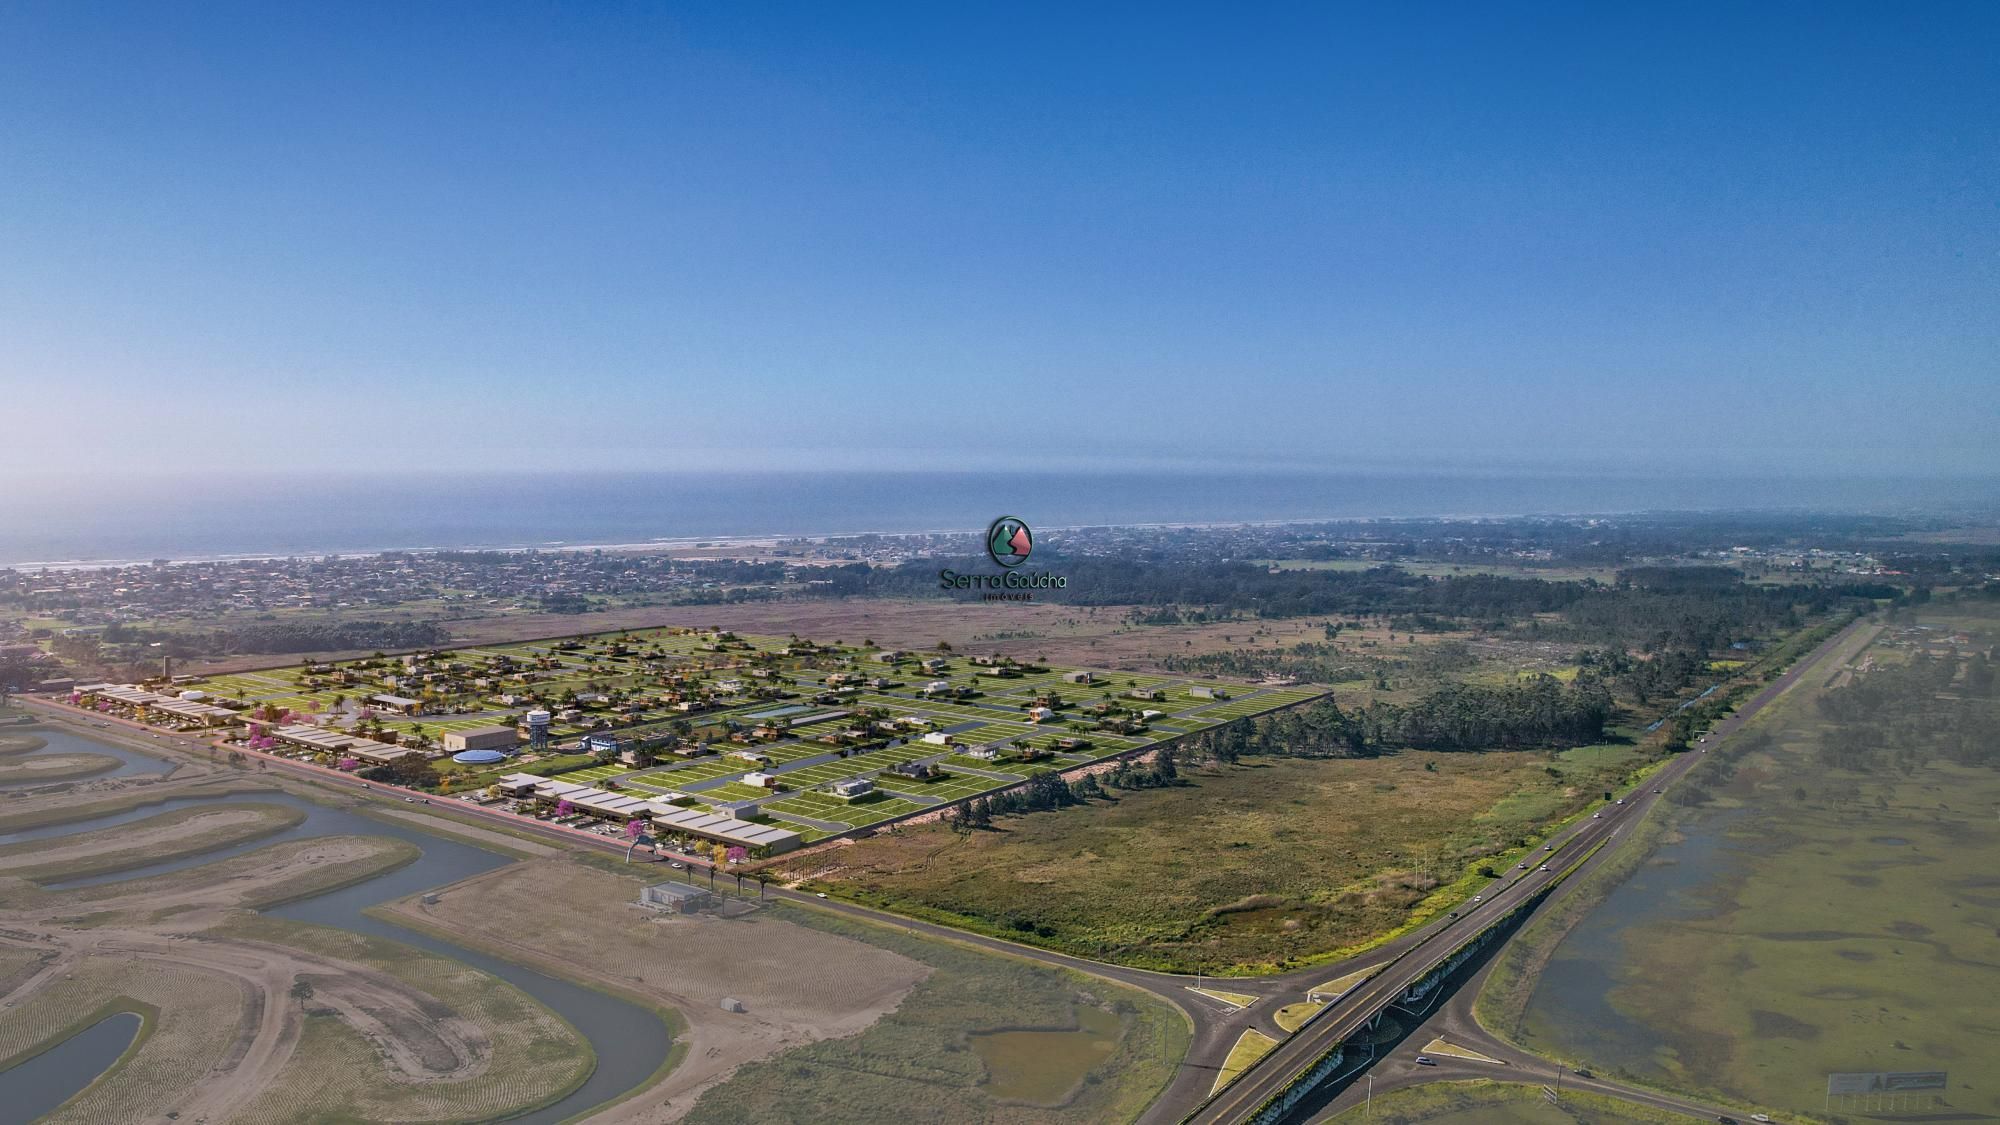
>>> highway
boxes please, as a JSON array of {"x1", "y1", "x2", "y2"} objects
[
  {"x1": 13, "y1": 615, "x2": 1875, "y2": 1125},
  {"x1": 1185, "y1": 616, "x2": 1875, "y2": 1124}
]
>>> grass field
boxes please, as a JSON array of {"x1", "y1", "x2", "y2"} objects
[
  {"x1": 777, "y1": 744, "x2": 1663, "y2": 973},
  {"x1": 1212, "y1": 1029, "x2": 1278, "y2": 1094},
  {"x1": 1322, "y1": 1080, "x2": 1684, "y2": 1123},
  {"x1": 680, "y1": 902, "x2": 1189, "y2": 1124}
]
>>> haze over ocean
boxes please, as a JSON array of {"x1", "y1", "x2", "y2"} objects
[{"x1": 3, "y1": 470, "x2": 1993, "y2": 569}]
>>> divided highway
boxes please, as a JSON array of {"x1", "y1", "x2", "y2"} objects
[
  {"x1": 1186, "y1": 616, "x2": 1874, "y2": 1124},
  {"x1": 16, "y1": 616, "x2": 1875, "y2": 1125}
]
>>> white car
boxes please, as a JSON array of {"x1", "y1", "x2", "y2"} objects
[{"x1": 1592, "y1": 812, "x2": 1602, "y2": 819}]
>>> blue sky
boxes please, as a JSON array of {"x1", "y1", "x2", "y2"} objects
[{"x1": 1, "y1": 2, "x2": 1994, "y2": 478}]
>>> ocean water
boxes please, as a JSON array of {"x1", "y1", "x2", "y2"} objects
[{"x1": 0, "y1": 469, "x2": 1991, "y2": 568}]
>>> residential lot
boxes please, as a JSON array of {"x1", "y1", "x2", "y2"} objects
[{"x1": 75, "y1": 626, "x2": 1324, "y2": 850}]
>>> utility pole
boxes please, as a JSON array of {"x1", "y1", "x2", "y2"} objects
[
  {"x1": 1366, "y1": 1073, "x2": 1373, "y2": 1118},
  {"x1": 1555, "y1": 1063, "x2": 1564, "y2": 1100}
]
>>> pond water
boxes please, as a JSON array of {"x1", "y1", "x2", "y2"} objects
[
  {"x1": 0, "y1": 1011, "x2": 141, "y2": 1122},
  {"x1": 0, "y1": 745, "x2": 672, "y2": 1123},
  {"x1": 970, "y1": 1003, "x2": 1123, "y2": 1106},
  {"x1": 1520, "y1": 806, "x2": 1748, "y2": 1080}
]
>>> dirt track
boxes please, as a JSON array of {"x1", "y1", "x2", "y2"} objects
[{"x1": 0, "y1": 824, "x2": 497, "y2": 1121}]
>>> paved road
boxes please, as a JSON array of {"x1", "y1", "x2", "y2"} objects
[
  {"x1": 1311, "y1": 946, "x2": 1748, "y2": 1124},
  {"x1": 1186, "y1": 616, "x2": 1874, "y2": 1124},
  {"x1": 15, "y1": 617, "x2": 1872, "y2": 1125}
]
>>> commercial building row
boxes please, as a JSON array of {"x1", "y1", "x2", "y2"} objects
[
  {"x1": 269, "y1": 723, "x2": 421, "y2": 765},
  {"x1": 76, "y1": 683, "x2": 242, "y2": 726},
  {"x1": 493, "y1": 773, "x2": 803, "y2": 855}
]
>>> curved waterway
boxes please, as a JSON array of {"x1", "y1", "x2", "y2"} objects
[
  {"x1": 1, "y1": 771, "x2": 671, "y2": 1122},
  {"x1": 0, "y1": 725, "x2": 176, "y2": 787}
]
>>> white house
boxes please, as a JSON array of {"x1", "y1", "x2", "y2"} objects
[
  {"x1": 920, "y1": 731, "x2": 954, "y2": 747},
  {"x1": 831, "y1": 778, "x2": 874, "y2": 799}
]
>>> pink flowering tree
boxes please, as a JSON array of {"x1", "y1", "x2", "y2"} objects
[
  {"x1": 337, "y1": 757, "x2": 361, "y2": 771},
  {"x1": 67, "y1": 691, "x2": 81, "y2": 706},
  {"x1": 726, "y1": 846, "x2": 749, "y2": 864},
  {"x1": 625, "y1": 819, "x2": 646, "y2": 839},
  {"x1": 556, "y1": 799, "x2": 575, "y2": 818}
]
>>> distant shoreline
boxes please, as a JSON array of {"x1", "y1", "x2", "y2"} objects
[
  {"x1": 6, "y1": 466, "x2": 1991, "y2": 572},
  {"x1": 0, "y1": 511, "x2": 1541, "y2": 573}
]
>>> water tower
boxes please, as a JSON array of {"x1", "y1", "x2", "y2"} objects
[{"x1": 526, "y1": 709, "x2": 551, "y2": 753}]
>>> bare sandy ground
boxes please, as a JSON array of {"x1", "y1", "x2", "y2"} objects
[
  {"x1": 381, "y1": 858, "x2": 931, "y2": 1123},
  {"x1": 0, "y1": 804, "x2": 293, "y2": 877}
]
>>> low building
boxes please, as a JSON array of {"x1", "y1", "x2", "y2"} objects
[
  {"x1": 494, "y1": 772, "x2": 543, "y2": 797},
  {"x1": 920, "y1": 731, "x2": 954, "y2": 747},
  {"x1": 443, "y1": 725, "x2": 518, "y2": 754},
  {"x1": 648, "y1": 805, "x2": 803, "y2": 855},
  {"x1": 965, "y1": 744, "x2": 1002, "y2": 761},
  {"x1": 742, "y1": 771, "x2": 780, "y2": 788},
  {"x1": 1062, "y1": 670, "x2": 1094, "y2": 684},
  {"x1": 1189, "y1": 685, "x2": 1228, "y2": 700},
  {"x1": 370, "y1": 694, "x2": 422, "y2": 715},
  {"x1": 890, "y1": 759, "x2": 940, "y2": 781},
  {"x1": 581, "y1": 733, "x2": 623, "y2": 756},
  {"x1": 830, "y1": 778, "x2": 874, "y2": 799},
  {"x1": 1027, "y1": 706, "x2": 1058, "y2": 723},
  {"x1": 639, "y1": 881, "x2": 716, "y2": 914}
]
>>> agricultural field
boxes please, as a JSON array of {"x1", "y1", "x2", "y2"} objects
[
  {"x1": 777, "y1": 741, "x2": 1668, "y2": 973},
  {"x1": 1509, "y1": 604, "x2": 2000, "y2": 1122}
]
